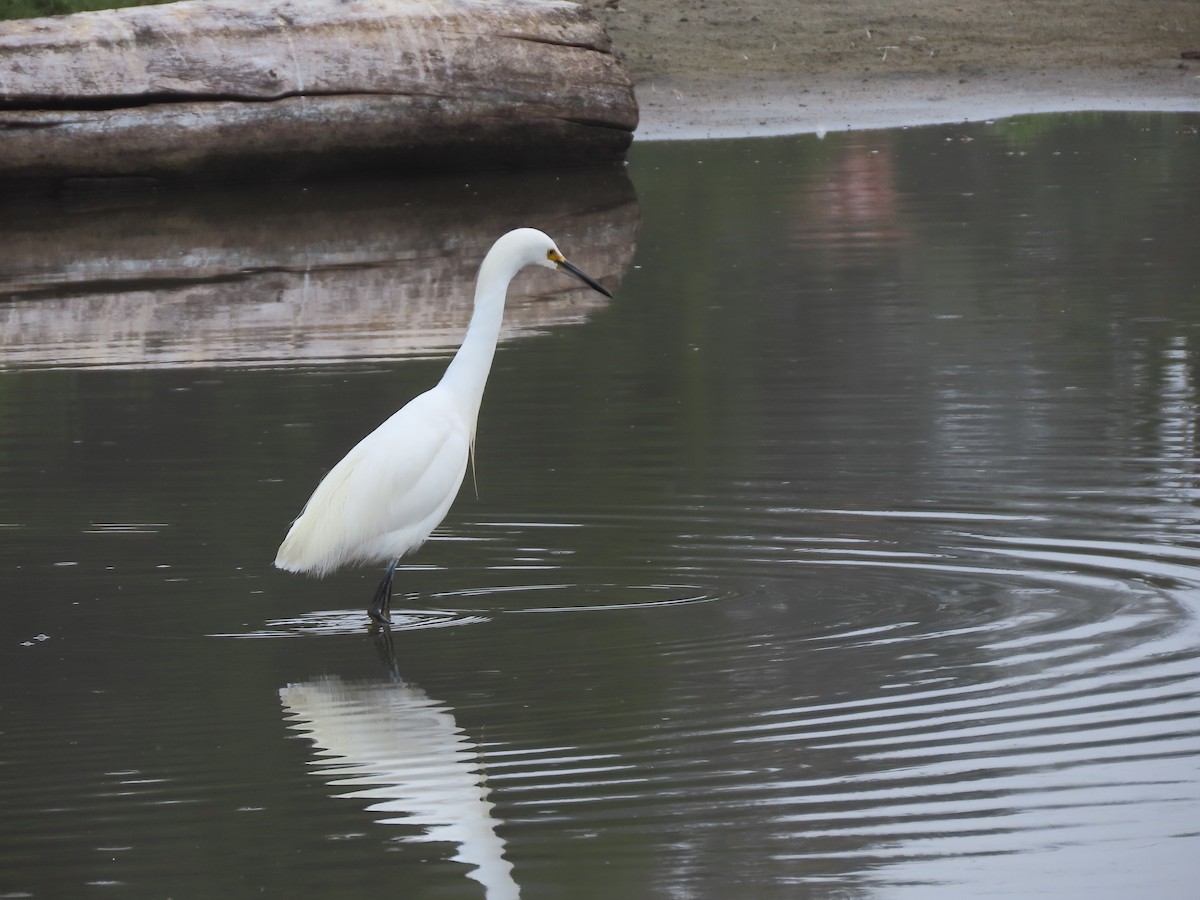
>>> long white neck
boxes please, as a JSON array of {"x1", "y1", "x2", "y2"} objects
[{"x1": 437, "y1": 245, "x2": 525, "y2": 431}]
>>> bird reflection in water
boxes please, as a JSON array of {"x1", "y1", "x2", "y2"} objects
[{"x1": 279, "y1": 632, "x2": 520, "y2": 899}]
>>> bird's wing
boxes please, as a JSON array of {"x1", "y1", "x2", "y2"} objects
[{"x1": 275, "y1": 388, "x2": 471, "y2": 575}]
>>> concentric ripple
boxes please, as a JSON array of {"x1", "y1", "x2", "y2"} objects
[
  {"x1": 376, "y1": 508, "x2": 1200, "y2": 895},
  {"x1": 236, "y1": 510, "x2": 1200, "y2": 892}
]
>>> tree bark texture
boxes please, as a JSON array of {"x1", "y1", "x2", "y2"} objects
[{"x1": 0, "y1": 0, "x2": 638, "y2": 193}]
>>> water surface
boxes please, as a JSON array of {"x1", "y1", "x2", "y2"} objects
[{"x1": 2, "y1": 112, "x2": 1199, "y2": 899}]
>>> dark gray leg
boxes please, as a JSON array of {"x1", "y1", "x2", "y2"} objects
[{"x1": 368, "y1": 558, "x2": 399, "y2": 625}]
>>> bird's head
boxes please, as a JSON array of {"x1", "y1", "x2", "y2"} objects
[{"x1": 502, "y1": 227, "x2": 612, "y2": 298}]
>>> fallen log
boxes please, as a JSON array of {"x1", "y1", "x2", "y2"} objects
[{"x1": 0, "y1": 0, "x2": 638, "y2": 194}]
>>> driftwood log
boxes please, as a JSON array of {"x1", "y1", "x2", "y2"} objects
[{"x1": 0, "y1": 0, "x2": 637, "y2": 194}]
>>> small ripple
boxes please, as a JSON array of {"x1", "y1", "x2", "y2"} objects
[
  {"x1": 482, "y1": 583, "x2": 712, "y2": 614},
  {"x1": 214, "y1": 607, "x2": 488, "y2": 638},
  {"x1": 219, "y1": 583, "x2": 717, "y2": 638},
  {"x1": 794, "y1": 507, "x2": 1052, "y2": 523},
  {"x1": 82, "y1": 522, "x2": 170, "y2": 535}
]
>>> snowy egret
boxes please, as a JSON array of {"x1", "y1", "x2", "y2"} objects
[{"x1": 274, "y1": 228, "x2": 612, "y2": 625}]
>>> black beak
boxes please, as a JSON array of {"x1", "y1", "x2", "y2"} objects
[{"x1": 558, "y1": 258, "x2": 613, "y2": 298}]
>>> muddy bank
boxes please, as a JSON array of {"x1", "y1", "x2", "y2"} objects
[{"x1": 578, "y1": 0, "x2": 1200, "y2": 137}]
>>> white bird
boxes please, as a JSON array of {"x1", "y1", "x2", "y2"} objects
[{"x1": 274, "y1": 228, "x2": 611, "y2": 625}]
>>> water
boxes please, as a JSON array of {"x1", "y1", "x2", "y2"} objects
[{"x1": 2, "y1": 113, "x2": 1199, "y2": 899}]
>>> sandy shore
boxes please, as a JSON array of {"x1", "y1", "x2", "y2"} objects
[{"x1": 578, "y1": 0, "x2": 1200, "y2": 138}]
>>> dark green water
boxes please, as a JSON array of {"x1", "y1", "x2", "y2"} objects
[{"x1": 2, "y1": 113, "x2": 1200, "y2": 899}]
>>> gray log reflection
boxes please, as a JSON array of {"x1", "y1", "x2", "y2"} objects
[
  {"x1": 281, "y1": 674, "x2": 520, "y2": 899},
  {"x1": 0, "y1": 169, "x2": 637, "y2": 370}
]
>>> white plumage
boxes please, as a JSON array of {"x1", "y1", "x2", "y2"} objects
[
  {"x1": 274, "y1": 228, "x2": 611, "y2": 624},
  {"x1": 275, "y1": 391, "x2": 470, "y2": 576}
]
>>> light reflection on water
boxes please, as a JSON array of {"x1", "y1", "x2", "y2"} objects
[{"x1": 1, "y1": 112, "x2": 1200, "y2": 899}]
